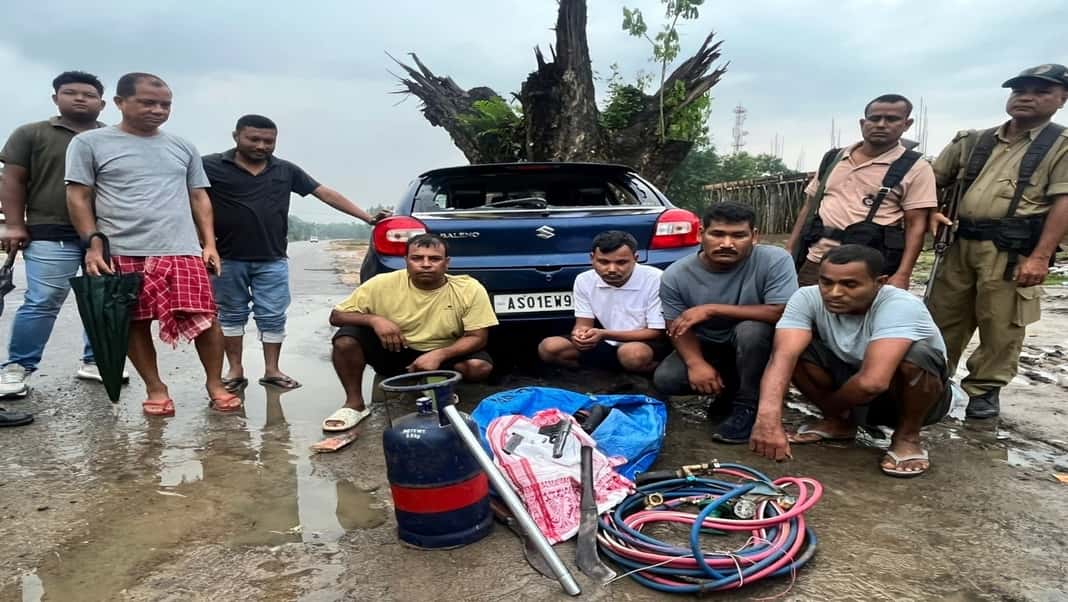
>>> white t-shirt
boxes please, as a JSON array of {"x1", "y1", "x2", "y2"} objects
[{"x1": 573, "y1": 264, "x2": 665, "y2": 346}]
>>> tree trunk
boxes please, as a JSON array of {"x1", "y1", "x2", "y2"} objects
[{"x1": 392, "y1": 0, "x2": 726, "y2": 189}]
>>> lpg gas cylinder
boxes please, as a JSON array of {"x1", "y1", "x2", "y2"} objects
[{"x1": 382, "y1": 397, "x2": 493, "y2": 549}]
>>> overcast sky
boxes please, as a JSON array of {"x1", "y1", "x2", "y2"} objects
[{"x1": 2, "y1": 0, "x2": 1064, "y2": 222}]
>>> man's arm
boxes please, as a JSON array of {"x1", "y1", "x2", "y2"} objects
[
  {"x1": 329, "y1": 309, "x2": 407, "y2": 352},
  {"x1": 889, "y1": 208, "x2": 930, "y2": 288},
  {"x1": 667, "y1": 303, "x2": 786, "y2": 338},
  {"x1": 189, "y1": 187, "x2": 221, "y2": 275},
  {"x1": 750, "y1": 327, "x2": 813, "y2": 461},
  {"x1": 1016, "y1": 195, "x2": 1068, "y2": 287},
  {"x1": 667, "y1": 325, "x2": 723, "y2": 395},
  {"x1": 0, "y1": 164, "x2": 28, "y2": 251},
  {"x1": 312, "y1": 186, "x2": 379, "y2": 224},
  {"x1": 420, "y1": 328, "x2": 490, "y2": 366},
  {"x1": 66, "y1": 183, "x2": 112, "y2": 276},
  {"x1": 785, "y1": 196, "x2": 814, "y2": 254},
  {"x1": 818, "y1": 337, "x2": 914, "y2": 416}
]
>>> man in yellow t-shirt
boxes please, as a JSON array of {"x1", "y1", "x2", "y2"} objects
[{"x1": 321, "y1": 233, "x2": 499, "y2": 431}]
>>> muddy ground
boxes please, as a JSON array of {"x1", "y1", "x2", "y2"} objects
[{"x1": 1, "y1": 241, "x2": 1066, "y2": 602}]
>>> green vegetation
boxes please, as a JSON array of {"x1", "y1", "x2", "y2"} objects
[{"x1": 665, "y1": 145, "x2": 796, "y2": 213}]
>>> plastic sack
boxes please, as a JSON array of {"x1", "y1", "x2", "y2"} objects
[
  {"x1": 486, "y1": 409, "x2": 633, "y2": 543},
  {"x1": 471, "y1": 386, "x2": 667, "y2": 480}
]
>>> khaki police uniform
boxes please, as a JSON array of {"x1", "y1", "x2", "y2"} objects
[{"x1": 928, "y1": 122, "x2": 1068, "y2": 396}]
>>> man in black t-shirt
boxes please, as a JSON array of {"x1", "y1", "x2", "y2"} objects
[{"x1": 203, "y1": 114, "x2": 388, "y2": 392}]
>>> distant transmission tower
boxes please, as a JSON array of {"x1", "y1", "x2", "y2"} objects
[{"x1": 731, "y1": 104, "x2": 749, "y2": 154}]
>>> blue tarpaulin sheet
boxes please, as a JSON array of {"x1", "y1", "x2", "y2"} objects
[{"x1": 471, "y1": 386, "x2": 667, "y2": 480}]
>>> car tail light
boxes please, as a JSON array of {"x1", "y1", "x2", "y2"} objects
[
  {"x1": 650, "y1": 208, "x2": 700, "y2": 249},
  {"x1": 372, "y1": 216, "x2": 427, "y2": 256}
]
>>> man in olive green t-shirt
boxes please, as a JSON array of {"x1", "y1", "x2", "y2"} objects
[
  {"x1": 321, "y1": 233, "x2": 498, "y2": 431},
  {"x1": 0, "y1": 71, "x2": 119, "y2": 398}
]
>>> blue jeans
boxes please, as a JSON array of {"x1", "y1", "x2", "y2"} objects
[
  {"x1": 211, "y1": 259, "x2": 290, "y2": 343},
  {"x1": 5, "y1": 240, "x2": 94, "y2": 371}
]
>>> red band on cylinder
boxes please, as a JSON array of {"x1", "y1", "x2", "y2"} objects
[{"x1": 391, "y1": 473, "x2": 489, "y2": 514}]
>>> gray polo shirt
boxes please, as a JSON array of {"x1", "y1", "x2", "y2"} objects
[{"x1": 65, "y1": 126, "x2": 209, "y2": 256}]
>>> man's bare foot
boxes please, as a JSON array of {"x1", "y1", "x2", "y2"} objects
[
  {"x1": 881, "y1": 438, "x2": 929, "y2": 476},
  {"x1": 789, "y1": 417, "x2": 857, "y2": 443},
  {"x1": 145, "y1": 386, "x2": 171, "y2": 403}
]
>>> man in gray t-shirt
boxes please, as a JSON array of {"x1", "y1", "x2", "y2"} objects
[
  {"x1": 65, "y1": 72, "x2": 238, "y2": 417},
  {"x1": 749, "y1": 245, "x2": 950, "y2": 478},
  {"x1": 653, "y1": 202, "x2": 798, "y2": 444}
]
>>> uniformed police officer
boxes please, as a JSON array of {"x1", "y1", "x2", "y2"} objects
[{"x1": 928, "y1": 64, "x2": 1068, "y2": 418}]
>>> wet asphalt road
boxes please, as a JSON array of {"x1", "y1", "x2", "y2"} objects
[{"x1": 1, "y1": 241, "x2": 1067, "y2": 601}]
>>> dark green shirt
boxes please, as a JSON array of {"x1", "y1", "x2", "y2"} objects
[{"x1": 0, "y1": 117, "x2": 104, "y2": 240}]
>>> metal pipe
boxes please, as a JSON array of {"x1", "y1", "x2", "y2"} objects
[{"x1": 442, "y1": 404, "x2": 582, "y2": 596}]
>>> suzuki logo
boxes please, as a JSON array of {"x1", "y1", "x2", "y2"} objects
[{"x1": 535, "y1": 225, "x2": 555, "y2": 239}]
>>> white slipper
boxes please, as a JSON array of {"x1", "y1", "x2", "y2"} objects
[
  {"x1": 322, "y1": 407, "x2": 371, "y2": 432},
  {"x1": 880, "y1": 449, "x2": 930, "y2": 478}
]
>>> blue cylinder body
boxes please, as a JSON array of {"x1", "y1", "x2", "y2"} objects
[{"x1": 382, "y1": 405, "x2": 493, "y2": 549}]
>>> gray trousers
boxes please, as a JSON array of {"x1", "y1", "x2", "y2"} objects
[{"x1": 653, "y1": 320, "x2": 774, "y2": 408}]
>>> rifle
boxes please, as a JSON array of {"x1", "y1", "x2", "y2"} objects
[{"x1": 924, "y1": 182, "x2": 961, "y2": 304}]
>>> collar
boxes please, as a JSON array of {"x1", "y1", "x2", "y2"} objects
[
  {"x1": 841, "y1": 141, "x2": 906, "y2": 166},
  {"x1": 996, "y1": 120, "x2": 1055, "y2": 143},
  {"x1": 49, "y1": 116, "x2": 105, "y2": 133}
]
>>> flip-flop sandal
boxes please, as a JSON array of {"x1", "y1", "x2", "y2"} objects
[
  {"x1": 142, "y1": 398, "x2": 175, "y2": 417},
  {"x1": 221, "y1": 377, "x2": 248, "y2": 392},
  {"x1": 259, "y1": 376, "x2": 302, "y2": 390},
  {"x1": 0, "y1": 409, "x2": 33, "y2": 427},
  {"x1": 322, "y1": 407, "x2": 371, "y2": 432},
  {"x1": 789, "y1": 424, "x2": 856, "y2": 444},
  {"x1": 880, "y1": 450, "x2": 930, "y2": 478},
  {"x1": 209, "y1": 393, "x2": 243, "y2": 413}
]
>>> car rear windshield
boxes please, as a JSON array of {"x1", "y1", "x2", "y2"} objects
[{"x1": 412, "y1": 170, "x2": 662, "y2": 212}]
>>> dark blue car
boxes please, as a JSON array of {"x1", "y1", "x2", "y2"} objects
[{"x1": 361, "y1": 162, "x2": 700, "y2": 324}]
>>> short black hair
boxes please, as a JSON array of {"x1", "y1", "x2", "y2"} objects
[
  {"x1": 703, "y1": 201, "x2": 756, "y2": 229},
  {"x1": 236, "y1": 114, "x2": 277, "y2": 131},
  {"x1": 591, "y1": 230, "x2": 638, "y2": 254},
  {"x1": 52, "y1": 71, "x2": 103, "y2": 96},
  {"x1": 822, "y1": 244, "x2": 885, "y2": 278},
  {"x1": 406, "y1": 233, "x2": 448, "y2": 257},
  {"x1": 864, "y1": 94, "x2": 913, "y2": 117},
  {"x1": 116, "y1": 72, "x2": 168, "y2": 98}
]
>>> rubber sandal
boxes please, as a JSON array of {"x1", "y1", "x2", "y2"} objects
[
  {"x1": 209, "y1": 393, "x2": 243, "y2": 413},
  {"x1": 221, "y1": 377, "x2": 248, "y2": 393},
  {"x1": 143, "y1": 398, "x2": 175, "y2": 417},
  {"x1": 789, "y1": 423, "x2": 856, "y2": 444},
  {"x1": 322, "y1": 407, "x2": 371, "y2": 432},
  {"x1": 0, "y1": 408, "x2": 33, "y2": 427},
  {"x1": 880, "y1": 449, "x2": 930, "y2": 478},
  {"x1": 259, "y1": 375, "x2": 302, "y2": 390}
]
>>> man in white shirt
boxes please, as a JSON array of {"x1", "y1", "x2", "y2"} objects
[{"x1": 538, "y1": 231, "x2": 669, "y2": 373}]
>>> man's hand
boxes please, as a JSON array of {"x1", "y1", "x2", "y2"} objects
[
  {"x1": 202, "y1": 245, "x2": 222, "y2": 276},
  {"x1": 84, "y1": 244, "x2": 114, "y2": 276},
  {"x1": 407, "y1": 349, "x2": 444, "y2": 373},
  {"x1": 1015, "y1": 255, "x2": 1049, "y2": 287},
  {"x1": 370, "y1": 209, "x2": 393, "y2": 224},
  {"x1": 668, "y1": 306, "x2": 712, "y2": 338},
  {"x1": 0, "y1": 224, "x2": 29, "y2": 253},
  {"x1": 749, "y1": 416, "x2": 792, "y2": 461},
  {"x1": 372, "y1": 316, "x2": 407, "y2": 352},
  {"x1": 886, "y1": 272, "x2": 911, "y2": 290},
  {"x1": 929, "y1": 211, "x2": 953, "y2": 237},
  {"x1": 686, "y1": 361, "x2": 724, "y2": 395},
  {"x1": 572, "y1": 327, "x2": 603, "y2": 351}
]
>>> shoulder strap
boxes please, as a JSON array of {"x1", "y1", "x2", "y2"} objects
[
  {"x1": 806, "y1": 148, "x2": 846, "y2": 217},
  {"x1": 1006, "y1": 123, "x2": 1067, "y2": 216},
  {"x1": 817, "y1": 148, "x2": 840, "y2": 181},
  {"x1": 863, "y1": 150, "x2": 923, "y2": 222},
  {"x1": 961, "y1": 128, "x2": 999, "y2": 195}
]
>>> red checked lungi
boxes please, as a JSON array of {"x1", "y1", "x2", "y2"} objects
[{"x1": 113, "y1": 255, "x2": 216, "y2": 345}]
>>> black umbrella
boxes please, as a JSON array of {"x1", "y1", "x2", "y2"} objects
[
  {"x1": 69, "y1": 234, "x2": 142, "y2": 402},
  {"x1": 0, "y1": 249, "x2": 16, "y2": 317}
]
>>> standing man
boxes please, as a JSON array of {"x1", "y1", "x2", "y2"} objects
[
  {"x1": 653, "y1": 202, "x2": 798, "y2": 444},
  {"x1": 749, "y1": 245, "x2": 950, "y2": 477},
  {"x1": 0, "y1": 71, "x2": 125, "y2": 397},
  {"x1": 202, "y1": 114, "x2": 388, "y2": 392},
  {"x1": 787, "y1": 94, "x2": 937, "y2": 288},
  {"x1": 538, "y1": 230, "x2": 669, "y2": 374},
  {"x1": 927, "y1": 65, "x2": 1068, "y2": 419},
  {"x1": 324, "y1": 234, "x2": 497, "y2": 431},
  {"x1": 66, "y1": 72, "x2": 238, "y2": 417}
]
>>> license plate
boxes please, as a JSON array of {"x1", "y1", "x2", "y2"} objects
[{"x1": 494, "y1": 292, "x2": 573, "y2": 314}]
